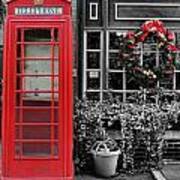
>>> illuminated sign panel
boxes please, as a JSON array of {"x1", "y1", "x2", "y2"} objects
[{"x1": 15, "y1": 7, "x2": 63, "y2": 15}]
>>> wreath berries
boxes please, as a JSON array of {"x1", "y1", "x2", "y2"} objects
[{"x1": 119, "y1": 20, "x2": 179, "y2": 88}]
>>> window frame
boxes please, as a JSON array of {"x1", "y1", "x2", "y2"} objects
[
  {"x1": 114, "y1": 3, "x2": 180, "y2": 21},
  {"x1": 106, "y1": 30, "x2": 180, "y2": 102},
  {"x1": 83, "y1": 30, "x2": 104, "y2": 101},
  {"x1": 89, "y1": 2, "x2": 99, "y2": 20}
]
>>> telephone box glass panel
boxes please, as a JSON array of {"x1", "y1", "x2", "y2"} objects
[{"x1": 15, "y1": 28, "x2": 59, "y2": 158}]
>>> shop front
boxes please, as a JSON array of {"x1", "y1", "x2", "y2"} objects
[
  {"x1": 2, "y1": 0, "x2": 73, "y2": 179},
  {"x1": 78, "y1": 0, "x2": 180, "y2": 164}
]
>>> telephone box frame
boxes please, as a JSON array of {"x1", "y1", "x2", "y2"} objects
[{"x1": 2, "y1": 0, "x2": 73, "y2": 179}]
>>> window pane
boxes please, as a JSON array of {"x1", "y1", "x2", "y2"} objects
[
  {"x1": 87, "y1": 32, "x2": 100, "y2": 49},
  {"x1": 175, "y1": 52, "x2": 180, "y2": 70},
  {"x1": 24, "y1": 29, "x2": 51, "y2": 42},
  {"x1": 103, "y1": 92, "x2": 123, "y2": 102},
  {"x1": 87, "y1": 71, "x2": 100, "y2": 89},
  {"x1": 24, "y1": 60, "x2": 59, "y2": 75},
  {"x1": 176, "y1": 32, "x2": 180, "y2": 46},
  {"x1": 23, "y1": 77, "x2": 58, "y2": 91},
  {"x1": 87, "y1": 52, "x2": 100, "y2": 69},
  {"x1": 22, "y1": 143, "x2": 51, "y2": 157},
  {"x1": 16, "y1": 93, "x2": 58, "y2": 105},
  {"x1": 110, "y1": 32, "x2": 124, "y2": 50},
  {"x1": 160, "y1": 75, "x2": 174, "y2": 89},
  {"x1": 109, "y1": 53, "x2": 123, "y2": 69},
  {"x1": 126, "y1": 75, "x2": 140, "y2": 90},
  {"x1": 86, "y1": 92, "x2": 100, "y2": 101},
  {"x1": 143, "y1": 42, "x2": 157, "y2": 51},
  {"x1": 16, "y1": 108, "x2": 58, "y2": 123},
  {"x1": 176, "y1": 73, "x2": 180, "y2": 90},
  {"x1": 143, "y1": 52, "x2": 156, "y2": 68},
  {"x1": 25, "y1": 45, "x2": 51, "y2": 57},
  {"x1": 16, "y1": 126, "x2": 51, "y2": 139},
  {"x1": 108, "y1": 73, "x2": 123, "y2": 90},
  {"x1": 54, "y1": 28, "x2": 59, "y2": 42}
]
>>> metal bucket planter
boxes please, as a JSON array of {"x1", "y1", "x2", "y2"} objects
[{"x1": 90, "y1": 139, "x2": 121, "y2": 177}]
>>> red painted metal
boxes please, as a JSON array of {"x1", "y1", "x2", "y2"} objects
[{"x1": 2, "y1": 0, "x2": 73, "y2": 179}]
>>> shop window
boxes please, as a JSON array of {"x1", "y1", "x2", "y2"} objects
[
  {"x1": 84, "y1": 30, "x2": 180, "y2": 101},
  {"x1": 89, "y1": 3, "x2": 99, "y2": 20},
  {"x1": 84, "y1": 31, "x2": 103, "y2": 100}
]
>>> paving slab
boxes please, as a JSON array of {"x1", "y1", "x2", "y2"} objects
[
  {"x1": 76, "y1": 173, "x2": 154, "y2": 180},
  {"x1": 161, "y1": 165, "x2": 180, "y2": 180}
]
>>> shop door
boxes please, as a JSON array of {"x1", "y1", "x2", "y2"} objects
[{"x1": 5, "y1": 22, "x2": 66, "y2": 177}]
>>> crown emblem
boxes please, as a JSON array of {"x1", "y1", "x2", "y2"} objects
[{"x1": 34, "y1": 0, "x2": 44, "y2": 5}]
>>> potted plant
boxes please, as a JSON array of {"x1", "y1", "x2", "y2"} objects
[{"x1": 90, "y1": 127, "x2": 121, "y2": 177}]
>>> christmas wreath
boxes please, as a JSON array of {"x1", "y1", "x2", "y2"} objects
[{"x1": 119, "y1": 20, "x2": 179, "y2": 88}]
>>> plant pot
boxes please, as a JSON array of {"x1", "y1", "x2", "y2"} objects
[{"x1": 90, "y1": 140, "x2": 121, "y2": 177}]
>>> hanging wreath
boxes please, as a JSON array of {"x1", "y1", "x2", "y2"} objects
[{"x1": 119, "y1": 20, "x2": 179, "y2": 88}]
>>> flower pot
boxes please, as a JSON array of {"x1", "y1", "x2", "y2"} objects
[{"x1": 91, "y1": 140, "x2": 120, "y2": 177}]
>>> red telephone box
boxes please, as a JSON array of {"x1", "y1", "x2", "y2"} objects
[{"x1": 2, "y1": 0, "x2": 73, "y2": 179}]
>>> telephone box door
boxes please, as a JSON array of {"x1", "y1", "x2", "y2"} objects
[{"x1": 3, "y1": 20, "x2": 73, "y2": 178}]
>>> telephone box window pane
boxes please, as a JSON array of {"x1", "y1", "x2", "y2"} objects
[
  {"x1": 15, "y1": 126, "x2": 51, "y2": 139},
  {"x1": 16, "y1": 76, "x2": 59, "y2": 92},
  {"x1": 17, "y1": 29, "x2": 21, "y2": 42},
  {"x1": 22, "y1": 143, "x2": 51, "y2": 157},
  {"x1": 54, "y1": 28, "x2": 59, "y2": 42},
  {"x1": 108, "y1": 73, "x2": 123, "y2": 90},
  {"x1": 16, "y1": 109, "x2": 50, "y2": 123},
  {"x1": 24, "y1": 60, "x2": 59, "y2": 75},
  {"x1": 16, "y1": 93, "x2": 59, "y2": 106},
  {"x1": 24, "y1": 29, "x2": 51, "y2": 42},
  {"x1": 16, "y1": 108, "x2": 58, "y2": 123},
  {"x1": 23, "y1": 77, "x2": 58, "y2": 91},
  {"x1": 25, "y1": 45, "x2": 51, "y2": 58},
  {"x1": 17, "y1": 45, "x2": 21, "y2": 58},
  {"x1": 15, "y1": 143, "x2": 21, "y2": 156},
  {"x1": 24, "y1": 77, "x2": 51, "y2": 91},
  {"x1": 87, "y1": 52, "x2": 100, "y2": 69},
  {"x1": 23, "y1": 93, "x2": 58, "y2": 102},
  {"x1": 87, "y1": 71, "x2": 100, "y2": 89},
  {"x1": 86, "y1": 92, "x2": 100, "y2": 101},
  {"x1": 54, "y1": 46, "x2": 59, "y2": 58},
  {"x1": 87, "y1": 32, "x2": 100, "y2": 49},
  {"x1": 53, "y1": 143, "x2": 59, "y2": 156}
]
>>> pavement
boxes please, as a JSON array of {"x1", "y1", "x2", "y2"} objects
[
  {"x1": 160, "y1": 165, "x2": 180, "y2": 180},
  {"x1": 75, "y1": 173, "x2": 154, "y2": 180},
  {"x1": 76, "y1": 165, "x2": 180, "y2": 180}
]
